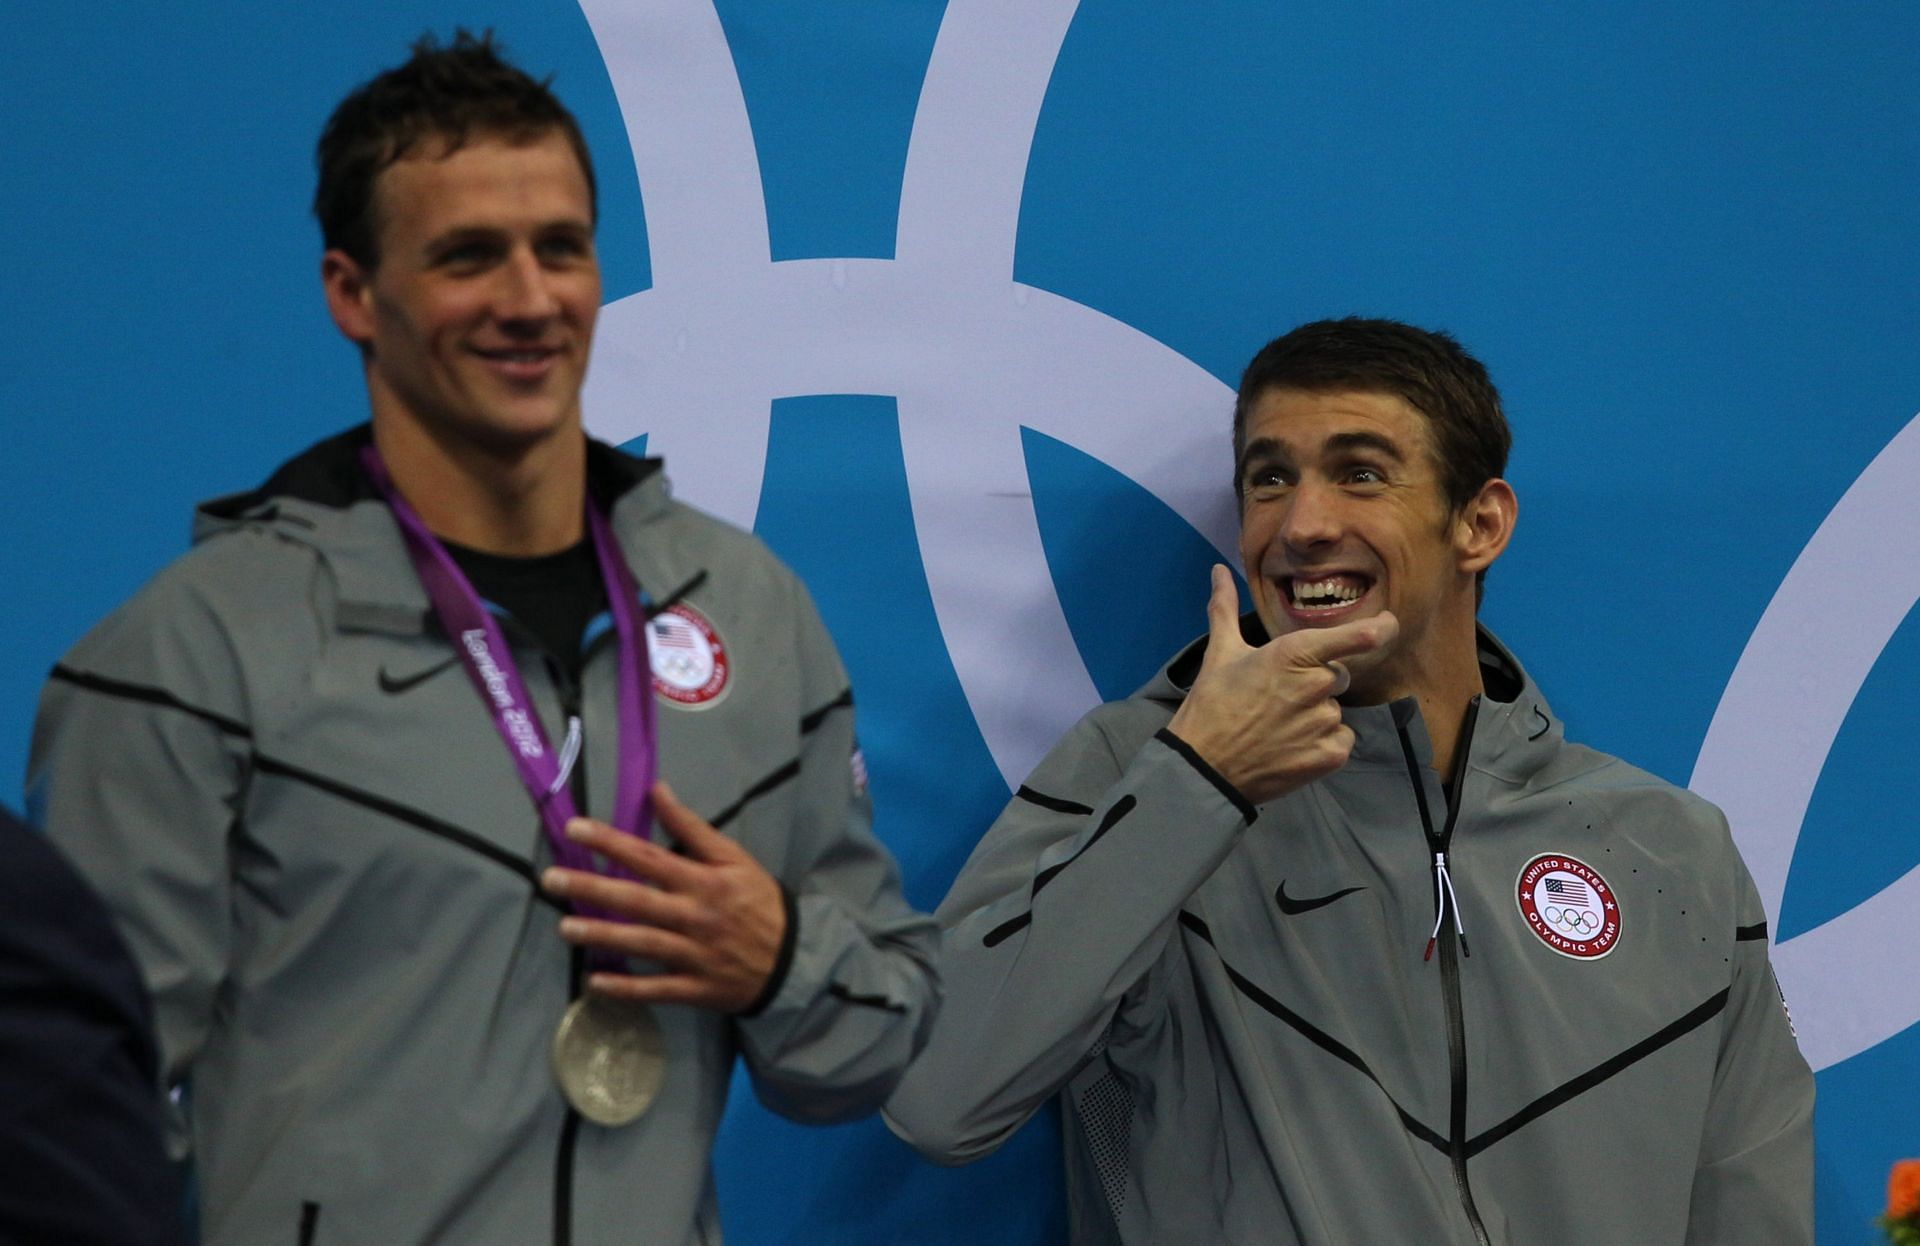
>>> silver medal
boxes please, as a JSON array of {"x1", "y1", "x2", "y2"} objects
[{"x1": 550, "y1": 994, "x2": 667, "y2": 1126}]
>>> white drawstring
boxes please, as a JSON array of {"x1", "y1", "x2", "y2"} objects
[
  {"x1": 1423, "y1": 850, "x2": 1472, "y2": 961},
  {"x1": 546, "y1": 716, "x2": 583, "y2": 797}
]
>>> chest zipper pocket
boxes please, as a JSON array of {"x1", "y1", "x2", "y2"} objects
[{"x1": 298, "y1": 1201, "x2": 320, "y2": 1246}]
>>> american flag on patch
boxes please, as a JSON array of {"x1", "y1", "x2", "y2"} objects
[
  {"x1": 850, "y1": 746, "x2": 869, "y2": 796},
  {"x1": 653, "y1": 620, "x2": 697, "y2": 648},
  {"x1": 1544, "y1": 877, "x2": 1592, "y2": 903}
]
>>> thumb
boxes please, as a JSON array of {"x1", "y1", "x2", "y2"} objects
[{"x1": 1202, "y1": 565, "x2": 1251, "y2": 659}]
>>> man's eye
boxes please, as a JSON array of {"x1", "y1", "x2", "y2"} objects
[
  {"x1": 1347, "y1": 466, "x2": 1385, "y2": 485},
  {"x1": 439, "y1": 243, "x2": 497, "y2": 268},
  {"x1": 538, "y1": 235, "x2": 591, "y2": 263},
  {"x1": 1245, "y1": 469, "x2": 1290, "y2": 491}
]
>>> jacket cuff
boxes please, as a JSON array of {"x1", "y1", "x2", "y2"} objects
[
  {"x1": 738, "y1": 883, "x2": 799, "y2": 1018},
  {"x1": 1153, "y1": 727, "x2": 1258, "y2": 823}
]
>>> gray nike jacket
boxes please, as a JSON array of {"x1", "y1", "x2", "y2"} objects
[
  {"x1": 29, "y1": 428, "x2": 939, "y2": 1246},
  {"x1": 885, "y1": 625, "x2": 1812, "y2": 1245}
]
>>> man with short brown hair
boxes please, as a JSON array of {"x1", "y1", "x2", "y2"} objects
[
  {"x1": 32, "y1": 32, "x2": 936, "y2": 1245},
  {"x1": 887, "y1": 317, "x2": 1812, "y2": 1245}
]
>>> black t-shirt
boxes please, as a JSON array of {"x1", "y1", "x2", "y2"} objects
[{"x1": 447, "y1": 538, "x2": 609, "y2": 686}]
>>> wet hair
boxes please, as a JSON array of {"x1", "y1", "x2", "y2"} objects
[
  {"x1": 1232, "y1": 317, "x2": 1510, "y2": 513},
  {"x1": 313, "y1": 29, "x2": 595, "y2": 267}
]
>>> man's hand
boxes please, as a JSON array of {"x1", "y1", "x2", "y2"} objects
[
  {"x1": 541, "y1": 782, "x2": 788, "y2": 1013},
  {"x1": 1166, "y1": 565, "x2": 1397, "y2": 807}
]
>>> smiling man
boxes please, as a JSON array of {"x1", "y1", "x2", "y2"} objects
[
  {"x1": 29, "y1": 32, "x2": 935, "y2": 1246},
  {"x1": 885, "y1": 318, "x2": 1812, "y2": 1244}
]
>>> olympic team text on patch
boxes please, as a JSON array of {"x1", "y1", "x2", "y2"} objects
[{"x1": 1516, "y1": 854, "x2": 1621, "y2": 960}]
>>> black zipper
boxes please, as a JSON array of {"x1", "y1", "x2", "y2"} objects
[
  {"x1": 549, "y1": 650, "x2": 589, "y2": 1246},
  {"x1": 553, "y1": 947, "x2": 585, "y2": 1246},
  {"x1": 468, "y1": 588, "x2": 621, "y2": 1246},
  {"x1": 1396, "y1": 697, "x2": 1490, "y2": 1246}
]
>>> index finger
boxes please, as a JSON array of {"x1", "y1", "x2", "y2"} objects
[
  {"x1": 563, "y1": 816, "x2": 704, "y2": 891},
  {"x1": 1281, "y1": 611, "x2": 1399, "y2": 667},
  {"x1": 649, "y1": 782, "x2": 742, "y2": 865}
]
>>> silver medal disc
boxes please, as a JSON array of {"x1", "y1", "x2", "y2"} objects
[{"x1": 550, "y1": 994, "x2": 667, "y2": 1126}]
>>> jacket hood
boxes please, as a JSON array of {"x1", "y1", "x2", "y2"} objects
[
  {"x1": 1138, "y1": 613, "x2": 1565, "y2": 784},
  {"x1": 189, "y1": 425, "x2": 669, "y2": 627}
]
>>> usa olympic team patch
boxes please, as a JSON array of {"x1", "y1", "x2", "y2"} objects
[
  {"x1": 649, "y1": 604, "x2": 730, "y2": 708},
  {"x1": 1516, "y1": 854, "x2": 1621, "y2": 960}
]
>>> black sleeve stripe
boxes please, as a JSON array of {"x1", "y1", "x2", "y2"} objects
[
  {"x1": 1735, "y1": 922, "x2": 1769, "y2": 942},
  {"x1": 1015, "y1": 786, "x2": 1095, "y2": 816},
  {"x1": 49, "y1": 664, "x2": 253, "y2": 739},
  {"x1": 826, "y1": 983, "x2": 909, "y2": 1014},
  {"x1": 252, "y1": 753, "x2": 560, "y2": 908},
  {"x1": 799, "y1": 688, "x2": 854, "y2": 734},
  {"x1": 1153, "y1": 728, "x2": 1257, "y2": 823},
  {"x1": 707, "y1": 759, "x2": 803, "y2": 830},
  {"x1": 642, "y1": 570, "x2": 708, "y2": 620},
  {"x1": 982, "y1": 912, "x2": 1032, "y2": 948},
  {"x1": 1464, "y1": 987, "x2": 1731, "y2": 1158},
  {"x1": 1179, "y1": 911, "x2": 1448, "y2": 1153},
  {"x1": 739, "y1": 885, "x2": 799, "y2": 1017},
  {"x1": 982, "y1": 791, "x2": 1143, "y2": 949},
  {"x1": 1032, "y1": 796, "x2": 1137, "y2": 897}
]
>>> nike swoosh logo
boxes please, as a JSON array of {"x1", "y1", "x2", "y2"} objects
[
  {"x1": 378, "y1": 658, "x2": 458, "y2": 695},
  {"x1": 1275, "y1": 879, "x2": 1366, "y2": 916}
]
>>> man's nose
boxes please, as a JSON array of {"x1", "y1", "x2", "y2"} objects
[
  {"x1": 496, "y1": 249, "x2": 559, "y2": 323},
  {"x1": 1279, "y1": 478, "x2": 1342, "y2": 550}
]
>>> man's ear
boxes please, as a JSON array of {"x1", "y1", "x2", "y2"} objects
[
  {"x1": 1455, "y1": 478, "x2": 1517, "y2": 575},
  {"x1": 320, "y1": 249, "x2": 375, "y2": 347}
]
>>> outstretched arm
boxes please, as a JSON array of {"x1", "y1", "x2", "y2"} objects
[{"x1": 886, "y1": 567, "x2": 1394, "y2": 1162}]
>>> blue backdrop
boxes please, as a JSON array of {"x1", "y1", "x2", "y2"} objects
[{"x1": 4, "y1": 2, "x2": 1916, "y2": 1242}]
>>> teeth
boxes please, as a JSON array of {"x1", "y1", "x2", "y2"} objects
[{"x1": 1290, "y1": 577, "x2": 1364, "y2": 609}]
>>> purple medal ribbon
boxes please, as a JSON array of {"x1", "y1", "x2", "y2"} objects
[{"x1": 361, "y1": 446, "x2": 658, "y2": 921}]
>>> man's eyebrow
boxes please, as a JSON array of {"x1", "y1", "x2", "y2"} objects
[
  {"x1": 1324, "y1": 430, "x2": 1406, "y2": 462},
  {"x1": 536, "y1": 217, "x2": 595, "y2": 238},
  {"x1": 426, "y1": 218, "x2": 593, "y2": 253},
  {"x1": 423, "y1": 226, "x2": 503, "y2": 255},
  {"x1": 1239, "y1": 430, "x2": 1406, "y2": 472},
  {"x1": 1237, "y1": 436, "x2": 1291, "y2": 476}
]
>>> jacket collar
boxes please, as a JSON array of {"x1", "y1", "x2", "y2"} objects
[
  {"x1": 191, "y1": 425, "x2": 669, "y2": 631},
  {"x1": 1149, "y1": 616, "x2": 1563, "y2": 785}
]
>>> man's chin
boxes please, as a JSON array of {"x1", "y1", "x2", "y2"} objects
[
  {"x1": 1320, "y1": 645, "x2": 1377, "y2": 700},
  {"x1": 1263, "y1": 598, "x2": 1385, "y2": 639},
  {"x1": 446, "y1": 406, "x2": 583, "y2": 457}
]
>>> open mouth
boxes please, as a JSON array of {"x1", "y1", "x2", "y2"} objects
[{"x1": 1282, "y1": 572, "x2": 1374, "y2": 614}]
